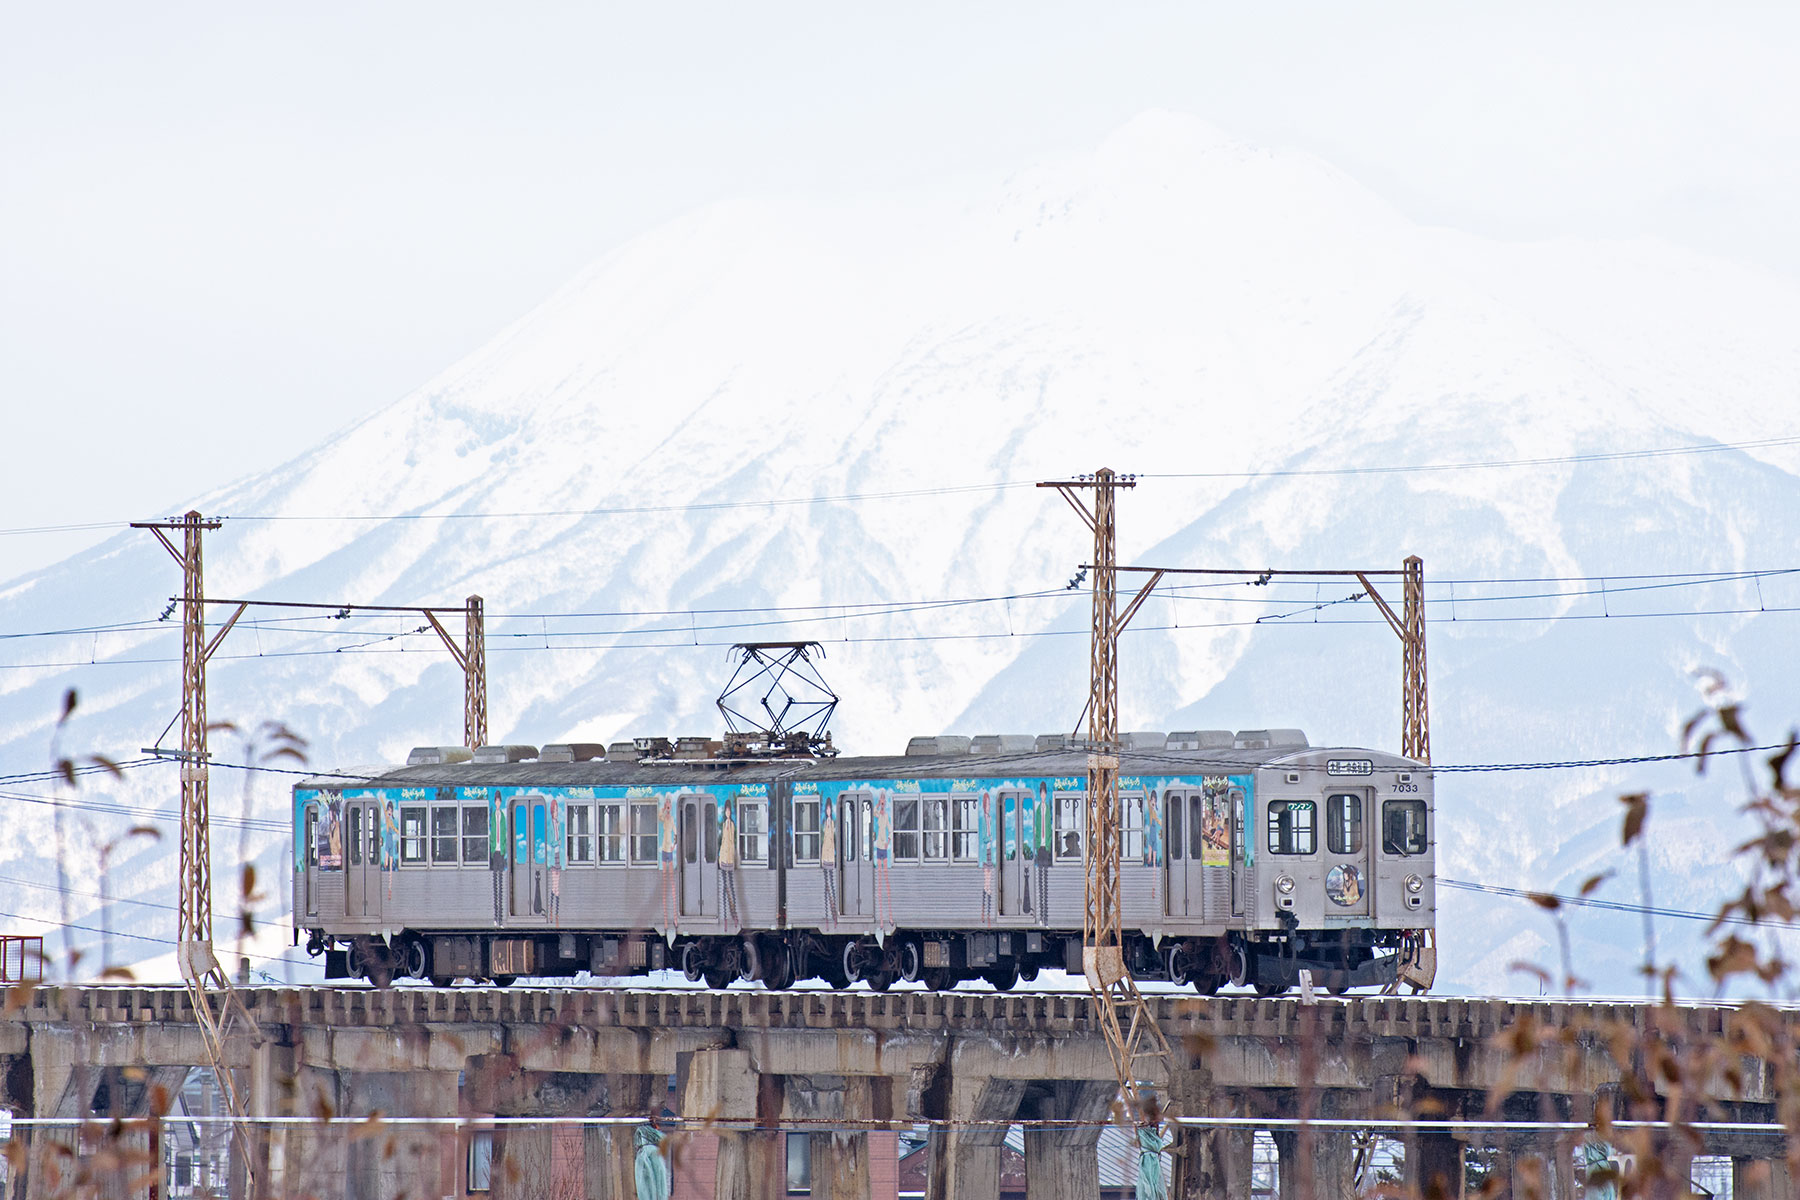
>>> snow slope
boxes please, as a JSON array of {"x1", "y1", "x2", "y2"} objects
[{"x1": 4, "y1": 111, "x2": 1799, "y2": 994}]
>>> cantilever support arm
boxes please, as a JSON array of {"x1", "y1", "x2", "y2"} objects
[{"x1": 423, "y1": 612, "x2": 470, "y2": 670}]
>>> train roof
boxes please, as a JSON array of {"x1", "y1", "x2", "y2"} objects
[{"x1": 294, "y1": 742, "x2": 1421, "y2": 791}]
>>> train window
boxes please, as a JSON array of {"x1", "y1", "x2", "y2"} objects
[
  {"x1": 1168, "y1": 794, "x2": 1184, "y2": 861},
  {"x1": 793, "y1": 797, "x2": 821, "y2": 863},
  {"x1": 431, "y1": 807, "x2": 458, "y2": 864},
  {"x1": 462, "y1": 806, "x2": 488, "y2": 864},
  {"x1": 348, "y1": 807, "x2": 363, "y2": 866},
  {"x1": 892, "y1": 798, "x2": 920, "y2": 861},
  {"x1": 951, "y1": 795, "x2": 978, "y2": 861},
  {"x1": 629, "y1": 802, "x2": 659, "y2": 864},
  {"x1": 738, "y1": 800, "x2": 767, "y2": 863},
  {"x1": 922, "y1": 797, "x2": 949, "y2": 860},
  {"x1": 305, "y1": 808, "x2": 318, "y2": 866},
  {"x1": 681, "y1": 803, "x2": 699, "y2": 865},
  {"x1": 703, "y1": 801, "x2": 718, "y2": 865},
  {"x1": 567, "y1": 804, "x2": 594, "y2": 865},
  {"x1": 1327, "y1": 794, "x2": 1364, "y2": 855},
  {"x1": 1054, "y1": 794, "x2": 1082, "y2": 861},
  {"x1": 400, "y1": 806, "x2": 427, "y2": 865},
  {"x1": 1382, "y1": 799, "x2": 1428, "y2": 855},
  {"x1": 1118, "y1": 793, "x2": 1145, "y2": 861},
  {"x1": 596, "y1": 803, "x2": 624, "y2": 863},
  {"x1": 1267, "y1": 801, "x2": 1317, "y2": 855}
]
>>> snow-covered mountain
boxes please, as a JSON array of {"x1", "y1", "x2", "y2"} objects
[{"x1": 4, "y1": 111, "x2": 1798, "y2": 994}]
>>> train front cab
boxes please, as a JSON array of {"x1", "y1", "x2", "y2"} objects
[{"x1": 1241, "y1": 749, "x2": 1434, "y2": 992}]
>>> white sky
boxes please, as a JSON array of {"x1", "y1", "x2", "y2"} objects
[{"x1": 4, "y1": 2, "x2": 1798, "y2": 579}]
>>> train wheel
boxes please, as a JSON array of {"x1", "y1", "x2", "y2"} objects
[
  {"x1": 1254, "y1": 981, "x2": 1287, "y2": 997},
  {"x1": 897, "y1": 940, "x2": 922, "y2": 985},
  {"x1": 703, "y1": 964, "x2": 734, "y2": 991},
  {"x1": 841, "y1": 940, "x2": 869, "y2": 988},
  {"x1": 1017, "y1": 962, "x2": 1040, "y2": 984},
  {"x1": 428, "y1": 976, "x2": 453, "y2": 989},
  {"x1": 401, "y1": 936, "x2": 429, "y2": 982},
  {"x1": 864, "y1": 966, "x2": 897, "y2": 993},
  {"x1": 1228, "y1": 942, "x2": 1251, "y2": 990},
  {"x1": 738, "y1": 937, "x2": 762, "y2": 985},
  {"x1": 681, "y1": 942, "x2": 706, "y2": 985},
  {"x1": 1193, "y1": 972, "x2": 1221, "y2": 997},
  {"x1": 983, "y1": 962, "x2": 1019, "y2": 992},
  {"x1": 1165, "y1": 942, "x2": 1190, "y2": 987},
  {"x1": 491, "y1": 974, "x2": 518, "y2": 988},
  {"x1": 922, "y1": 967, "x2": 954, "y2": 991},
  {"x1": 761, "y1": 942, "x2": 795, "y2": 991}
]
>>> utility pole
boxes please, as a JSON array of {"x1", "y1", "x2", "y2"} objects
[
  {"x1": 1038, "y1": 470, "x2": 1172, "y2": 1121},
  {"x1": 423, "y1": 595, "x2": 488, "y2": 748},
  {"x1": 133, "y1": 512, "x2": 260, "y2": 1191}
]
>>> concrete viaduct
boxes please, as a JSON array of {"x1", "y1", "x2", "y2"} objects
[{"x1": 0, "y1": 986, "x2": 1793, "y2": 1199}]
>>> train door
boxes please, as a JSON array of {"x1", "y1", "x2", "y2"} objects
[
  {"x1": 680, "y1": 794, "x2": 718, "y2": 918},
  {"x1": 999, "y1": 790, "x2": 1028, "y2": 917},
  {"x1": 344, "y1": 799, "x2": 382, "y2": 921},
  {"x1": 303, "y1": 803, "x2": 320, "y2": 918},
  {"x1": 1230, "y1": 786, "x2": 1248, "y2": 918},
  {"x1": 838, "y1": 792, "x2": 872, "y2": 920},
  {"x1": 511, "y1": 796, "x2": 548, "y2": 919},
  {"x1": 1322, "y1": 790, "x2": 1372, "y2": 916},
  {"x1": 1164, "y1": 789, "x2": 1206, "y2": 918}
]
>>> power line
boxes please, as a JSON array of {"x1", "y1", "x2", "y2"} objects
[
  {"x1": 5, "y1": 434, "x2": 1794, "y2": 540},
  {"x1": 1439, "y1": 877, "x2": 1800, "y2": 935}
]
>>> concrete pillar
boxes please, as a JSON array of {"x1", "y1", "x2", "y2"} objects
[
  {"x1": 1019, "y1": 1080, "x2": 1115, "y2": 1200},
  {"x1": 278, "y1": 1067, "x2": 349, "y2": 1200},
  {"x1": 1733, "y1": 1155, "x2": 1795, "y2": 1200},
  {"x1": 925, "y1": 1077, "x2": 1025, "y2": 1200},
  {"x1": 1406, "y1": 1129, "x2": 1465, "y2": 1199},
  {"x1": 339, "y1": 1070, "x2": 460, "y2": 1200},
  {"x1": 1508, "y1": 1149, "x2": 1554, "y2": 1200},
  {"x1": 583, "y1": 1125, "x2": 638, "y2": 1199},
  {"x1": 1177, "y1": 1125, "x2": 1254, "y2": 1200},
  {"x1": 1273, "y1": 1128, "x2": 1356, "y2": 1200}
]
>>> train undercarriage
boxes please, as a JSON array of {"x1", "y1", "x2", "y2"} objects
[{"x1": 310, "y1": 925, "x2": 1429, "y2": 995}]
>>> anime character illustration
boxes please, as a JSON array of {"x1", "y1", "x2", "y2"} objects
[
  {"x1": 381, "y1": 798, "x2": 401, "y2": 898},
  {"x1": 548, "y1": 794, "x2": 566, "y2": 925},
  {"x1": 1143, "y1": 788, "x2": 1164, "y2": 868},
  {"x1": 488, "y1": 791, "x2": 506, "y2": 925},
  {"x1": 818, "y1": 800, "x2": 838, "y2": 929},
  {"x1": 1033, "y1": 781, "x2": 1053, "y2": 927},
  {"x1": 978, "y1": 790, "x2": 995, "y2": 926},
  {"x1": 318, "y1": 794, "x2": 343, "y2": 869},
  {"x1": 873, "y1": 790, "x2": 893, "y2": 933},
  {"x1": 1201, "y1": 780, "x2": 1231, "y2": 866},
  {"x1": 1326, "y1": 864, "x2": 1363, "y2": 907},
  {"x1": 657, "y1": 793, "x2": 678, "y2": 937},
  {"x1": 718, "y1": 798, "x2": 740, "y2": 926}
]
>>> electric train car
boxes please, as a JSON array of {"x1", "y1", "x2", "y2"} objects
[{"x1": 292, "y1": 729, "x2": 1435, "y2": 994}]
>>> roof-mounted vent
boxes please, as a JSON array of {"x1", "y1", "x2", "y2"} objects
[
  {"x1": 675, "y1": 736, "x2": 722, "y2": 760},
  {"x1": 1267, "y1": 728, "x2": 1308, "y2": 748},
  {"x1": 1167, "y1": 731, "x2": 1235, "y2": 751},
  {"x1": 1124, "y1": 731, "x2": 1167, "y2": 751},
  {"x1": 607, "y1": 741, "x2": 642, "y2": 762},
  {"x1": 905, "y1": 735, "x2": 973, "y2": 757},
  {"x1": 472, "y1": 744, "x2": 538, "y2": 764},
  {"x1": 407, "y1": 746, "x2": 474, "y2": 767},
  {"x1": 1035, "y1": 733, "x2": 1076, "y2": 753},
  {"x1": 970, "y1": 734, "x2": 1035, "y2": 755},
  {"x1": 540, "y1": 743, "x2": 606, "y2": 763}
]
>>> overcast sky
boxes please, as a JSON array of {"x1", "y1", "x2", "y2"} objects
[{"x1": 4, "y1": 2, "x2": 1798, "y2": 579}]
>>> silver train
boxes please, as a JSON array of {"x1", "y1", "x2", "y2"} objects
[{"x1": 292, "y1": 729, "x2": 1435, "y2": 994}]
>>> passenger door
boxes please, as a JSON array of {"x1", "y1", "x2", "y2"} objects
[
  {"x1": 344, "y1": 800, "x2": 382, "y2": 921},
  {"x1": 511, "y1": 797, "x2": 548, "y2": 919},
  {"x1": 1322, "y1": 790, "x2": 1372, "y2": 916},
  {"x1": 680, "y1": 794, "x2": 718, "y2": 918},
  {"x1": 1164, "y1": 790, "x2": 1206, "y2": 918},
  {"x1": 303, "y1": 803, "x2": 320, "y2": 919},
  {"x1": 838, "y1": 793, "x2": 872, "y2": 920},
  {"x1": 998, "y1": 790, "x2": 1028, "y2": 917},
  {"x1": 1229, "y1": 786, "x2": 1248, "y2": 918}
]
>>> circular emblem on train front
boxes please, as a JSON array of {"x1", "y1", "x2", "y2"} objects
[{"x1": 1326, "y1": 864, "x2": 1362, "y2": 906}]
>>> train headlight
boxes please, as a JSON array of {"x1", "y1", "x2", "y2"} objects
[
  {"x1": 1404, "y1": 874, "x2": 1424, "y2": 894},
  {"x1": 1276, "y1": 875, "x2": 1296, "y2": 894}
]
